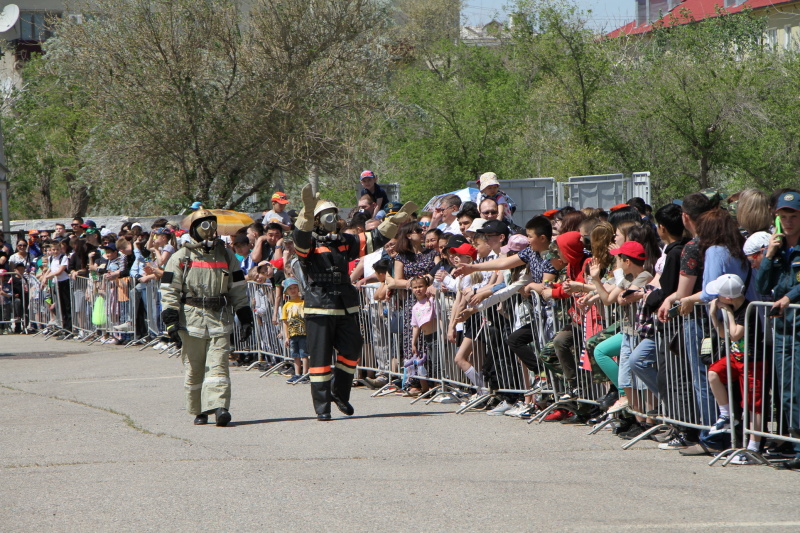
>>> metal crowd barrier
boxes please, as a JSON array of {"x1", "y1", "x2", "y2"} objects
[
  {"x1": 27, "y1": 275, "x2": 68, "y2": 338},
  {"x1": 0, "y1": 271, "x2": 28, "y2": 334},
  {"x1": 720, "y1": 302, "x2": 800, "y2": 467},
  {"x1": 231, "y1": 281, "x2": 293, "y2": 376}
]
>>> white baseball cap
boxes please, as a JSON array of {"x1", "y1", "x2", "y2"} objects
[
  {"x1": 706, "y1": 273, "x2": 745, "y2": 298},
  {"x1": 466, "y1": 218, "x2": 487, "y2": 234},
  {"x1": 743, "y1": 231, "x2": 770, "y2": 256}
]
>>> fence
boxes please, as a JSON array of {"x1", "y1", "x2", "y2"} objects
[
  {"x1": 0, "y1": 270, "x2": 27, "y2": 333},
  {"x1": 13, "y1": 266, "x2": 800, "y2": 468}
]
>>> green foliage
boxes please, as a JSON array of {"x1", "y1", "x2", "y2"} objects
[{"x1": 4, "y1": 52, "x2": 93, "y2": 218}]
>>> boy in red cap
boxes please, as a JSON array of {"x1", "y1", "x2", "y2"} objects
[{"x1": 590, "y1": 239, "x2": 657, "y2": 438}]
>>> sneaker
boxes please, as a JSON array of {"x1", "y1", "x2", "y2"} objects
[
  {"x1": 153, "y1": 342, "x2": 167, "y2": 351},
  {"x1": 607, "y1": 397, "x2": 629, "y2": 414},
  {"x1": 298, "y1": 375, "x2": 310, "y2": 384},
  {"x1": 619, "y1": 423, "x2": 651, "y2": 440},
  {"x1": 729, "y1": 453, "x2": 759, "y2": 465},
  {"x1": 431, "y1": 395, "x2": 460, "y2": 404},
  {"x1": 113, "y1": 322, "x2": 133, "y2": 332},
  {"x1": 487, "y1": 400, "x2": 514, "y2": 416},
  {"x1": 364, "y1": 376, "x2": 388, "y2": 388},
  {"x1": 544, "y1": 408, "x2": 571, "y2": 422},
  {"x1": 504, "y1": 401, "x2": 527, "y2": 417},
  {"x1": 709, "y1": 415, "x2": 732, "y2": 435},
  {"x1": 658, "y1": 433, "x2": 694, "y2": 450},
  {"x1": 560, "y1": 412, "x2": 587, "y2": 425},
  {"x1": 286, "y1": 374, "x2": 301, "y2": 384},
  {"x1": 559, "y1": 388, "x2": 580, "y2": 401}
]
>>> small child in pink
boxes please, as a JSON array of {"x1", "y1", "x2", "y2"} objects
[{"x1": 409, "y1": 276, "x2": 438, "y2": 393}]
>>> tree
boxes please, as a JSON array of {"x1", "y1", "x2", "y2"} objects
[
  {"x1": 48, "y1": 0, "x2": 389, "y2": 212},
  {"x1": 381, "y1": 41, "x2": 528, "y2": 204},
  {"x1": 4, "y1": 52, "x2": 94, "y2": 218}
]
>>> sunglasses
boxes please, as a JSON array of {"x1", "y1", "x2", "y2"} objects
[
  {"x1": 481, "y1": 210, "x2": 498, "y2": 216},
  {"x1": 410, "y1": 227, "x2": 423, "y2": 234}
]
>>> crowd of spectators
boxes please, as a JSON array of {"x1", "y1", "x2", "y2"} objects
[{"x1": 2, "y1": 171, "x2": 799, "y2": 469}]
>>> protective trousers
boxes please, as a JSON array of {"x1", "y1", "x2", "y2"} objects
[
  {"x1": 179, "y1": 331, "x2": 232, "y2": 415},
  {"x1": 306, "y1": 314, "x2": 363, "y2": 415}
]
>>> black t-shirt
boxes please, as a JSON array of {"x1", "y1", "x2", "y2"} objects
[
  {"x1": 360, "y1": 184, "x2": 389, "y2": 210},
  {"x1": 729, "y1": 299, "x2": 766, "y2": 362},
  {"x1": 260, "y1": 241, "x2": 276, "y2": 262}
]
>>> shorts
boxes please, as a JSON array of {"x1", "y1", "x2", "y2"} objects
[
  {"x1": 708, "y1": 356, "x2": 766, "y2": 412},
  {"x1": 290, "y1": 336, "x2": 309, "y2": 359},
  {"x1": 422, "y1": 332, "x2": 440, "y2": 379},
  {"x1": 463, "y1": 313, "x2": 482, "y2": 340}
]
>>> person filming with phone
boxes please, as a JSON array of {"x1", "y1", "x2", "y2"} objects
[{"x1": 756, "y1": 189, "x2": 800, "y2": 469}]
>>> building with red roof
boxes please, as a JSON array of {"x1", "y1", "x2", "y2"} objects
[{"x1": 608, "y1": 0, "x2": 800, "y2": 48}]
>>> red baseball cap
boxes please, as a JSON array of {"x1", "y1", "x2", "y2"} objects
[
  {"x1": 449, "y1": 243, "x2": 478, "y2": 260},
  {"x1": 542, "y1": 209, "x2": 558, "y2": 219},
  {"x1": 610, "y1": 241, "x2": 647, "y2": 261},
  {"x1": 609, "y1": 203, "x2": 629, "y2": 212},
  {"x1": 271, "y1": 192, "x2": 289, "y2": 205}
]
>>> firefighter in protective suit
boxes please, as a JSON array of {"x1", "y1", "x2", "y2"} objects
[
  {"x1": 160, "y1": 209, "x2": 253, "y2": 426},
  {"x1": 294, "y1": 184, "x2": 415, "y2": 420}
]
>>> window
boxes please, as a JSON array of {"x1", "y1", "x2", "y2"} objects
[
  {"x1": 19, "y1": 11, "x2": 60, "y2": 42},
  {"x1": 785, "y1": 25, "x2": 793, "y2": 51},
  {"x1": 725, "y1": 0, "x2": 739, "y2": 7},
  {"x1": 765, "y1": 28, "x2": 777, "y2": 51}
]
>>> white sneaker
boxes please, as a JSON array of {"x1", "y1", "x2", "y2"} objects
[
  {"x1": 487, "y1": 400, "x2": 514, "y2": 416},
  {"x1": 113, "y1": 322, "x2": 133, "y2": 332},
  {"x1": 153, "y1": 342, "x2": 167, "y2": 351},
  {"x1": 729, "y1": 453, "x2": 759, "y2": 465},
  {"x1": 504, "y1": 401, "x2": 526, "y2": 417},
  {"x1": 432, "y1": 395, "x2": 460, "y2": 404}
]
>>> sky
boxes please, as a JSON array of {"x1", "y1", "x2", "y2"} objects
[{"x1": 463, "y1": 0, "x2": 637, "y2": 32}]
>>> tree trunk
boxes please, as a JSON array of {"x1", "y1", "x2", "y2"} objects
[
  {"x1": 699, "y1": 152, "x2": 710, "y2": 190},
  {"x1": 308, "y1": 165, "x2": 319, "y2": 195},
  {"x1": 38, "y1": 172, "x2": 52, "y2": 218},
  {"x1": 68, "y1": 181, "x2": 90, "y2": 218}
]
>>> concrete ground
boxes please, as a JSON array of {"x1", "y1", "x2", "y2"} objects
[{"x1": 1, "y1": 335, "x2": 800, "y2": 532}]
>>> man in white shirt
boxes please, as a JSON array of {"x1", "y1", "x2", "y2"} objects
[{"x1": 431, "y1": 194, "x2": 462, "y2": 235}]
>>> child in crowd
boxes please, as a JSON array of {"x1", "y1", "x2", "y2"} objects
[
  {"x1": 281, "y1": 278, "x2": 309, "y2": 384},
  {"x1": 477, "y1": 172, "x2": 514, "y2": 225},
  {"x1": 409, "y1": 275, "x2": 437, "y2": 395},
  {"x1": 589, "y1": 239, "x2": 654, "y2": 436},
  {"x1": 448, "y1": 236, "x2": 497, "y2": 389},
  {"x1": 706, "y1": 273, "x2": 767, "y2": 465}
]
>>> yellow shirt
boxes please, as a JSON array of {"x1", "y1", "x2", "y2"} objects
[{"x1": 281, "y1": 298, "x2": 306, "y2": 337}]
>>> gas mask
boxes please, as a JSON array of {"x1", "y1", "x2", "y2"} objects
[
  {"x1": 319, "y1": 212, "x2": 339, "y2": 234},
  {"x1": 190, "y1": 217, "x2": 218, "y2": 249}
]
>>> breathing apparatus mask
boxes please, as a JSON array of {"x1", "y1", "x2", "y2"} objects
[
  {"x1": 318, "y1": 212, "x2": 339, "y2": 234},
  {"x1": 190, "y1": 216, "x2": 218, "y2": 250},
  {"x1": 313, "y1": 201, "x2": 340, "y2": 239}
]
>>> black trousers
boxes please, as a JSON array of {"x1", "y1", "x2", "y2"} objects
[
  {"x1": 306, "y1": 314, "x2": 364, "y2": 415},
  {"x1": 57, "y1": 279, "x2": 72, "y2": 332}
]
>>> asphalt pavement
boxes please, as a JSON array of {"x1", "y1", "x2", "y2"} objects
[{"x1": 2, "y1": 334, "x2": 800, "y2": 532}]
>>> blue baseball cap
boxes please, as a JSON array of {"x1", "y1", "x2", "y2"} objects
[
  {"x1": 775, "y1": 191, "x2": 800, "y2": 212},
  {"x1": 282, "y1": 278, "x2": 299, "y2": 290},
  {"x1": 189, "y1": 201, "x2": 203, "y2": 210},
  {"x1": 85, "y1": 219, "x2": 97, "y2": 228}
]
